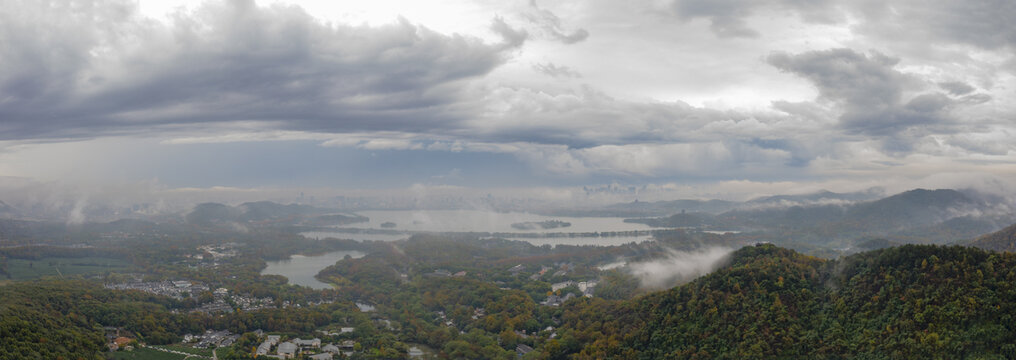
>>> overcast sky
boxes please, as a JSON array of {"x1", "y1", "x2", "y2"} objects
[{"x1": 1, "y1": 0, "x2": 1014, "y2": 203}]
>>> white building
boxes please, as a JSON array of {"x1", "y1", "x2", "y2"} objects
[{"x1": 277, "y1": 342, "x2": 298, "y2": 359}]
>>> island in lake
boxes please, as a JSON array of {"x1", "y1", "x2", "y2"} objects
[{"x1": 511, "y1": 220, "x2": 571, "y2": 230}]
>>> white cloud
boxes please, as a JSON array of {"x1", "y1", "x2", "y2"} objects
[
  {"x1": 1, "y1": 0, "x2": 1014, "y2": 193},
  {"x1": 628, "y1": 247, "x2": 735, "y2": 288}
]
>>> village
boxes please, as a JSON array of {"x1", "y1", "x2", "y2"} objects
[{"x1": 92, "y1": 238, "x2": 608, "y2": 359}]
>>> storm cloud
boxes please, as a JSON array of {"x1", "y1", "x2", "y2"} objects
[
  {"x1": 767, "y1": 49, "x2": 974, "y2": 153},
  {"x1": 0, "y1": 0, "x2": 1013, "y2": 193},
  {"x1": 0, "y1": 0, "x2": 519, "y2": 140}
]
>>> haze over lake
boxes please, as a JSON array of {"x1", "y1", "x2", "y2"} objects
[
  {"x1": 354, "y1": 210, "x2": 652, "y2": 233},
  {"x1": 261, "y1": 250, "x2": 365, "y2": 289},
  {"x1": 302, "y1": 209, "x2": 657, "y2": 246}
]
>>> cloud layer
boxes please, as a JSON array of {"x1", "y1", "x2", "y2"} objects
[
  {"x1": 628, "y1": 247, "x2": 735, "y2": 288},
  {"x1": 0, "y1": 0, "x2": 521, "y2": 140},
  {"x1": 0, "y1": 0, "x2": 1013, "y2": 192}
]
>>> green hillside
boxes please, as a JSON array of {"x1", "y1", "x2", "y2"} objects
[
  {"x1": 969, "y1": 223, "x2": 1016, "y2": 253},
  {"x1": 546, "y1": 244, "x2": 1016, "y2": 359}
]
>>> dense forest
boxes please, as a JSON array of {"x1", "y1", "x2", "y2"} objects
[{"x1": 542, "y1": 244, "x2": 1016, "y2": 359}]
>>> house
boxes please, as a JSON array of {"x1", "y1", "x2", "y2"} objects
[
  {"x1": 340, "y1": 327, "x2": 354, "y2": 334},
  {"x1": 256, "y1": 341, "x2": 272, "y2": 355},
  {"x1": 277, "y1": 342, "x2": 298, "y2": 358},
  {"x1": 308, "y1": 353, "x2": 333, "y2": 360},
  {"x1": 516, "y1": 344, "x2": 534, "y2": 356},
  {"x1": 294, "y1": 338, "x2": 321, "y2": 348},
  {"x1": 551, "y1": 281, "x2": 575, "y2": 292},
  {"x1": 340, "y1": 340, "x2": 356, "y2": 350},
  {"x1": 322, "y1": 344, "x2": 341, "y2": 354},
  {"x1": 508, "y1": 264, "x2": 525, "y2": 274},
  {"x1": 408, "y1": 346, "x2": 424, "y2": 357},
  {"x1": 114, "y1": 337, "x2": 132, "y2": 348},
  {"x1": 220, "y1": 335, "x2": 239, "y2": 347},
  {"x1": 578, "y1": 281, "x2": 598, "y2": 297}
]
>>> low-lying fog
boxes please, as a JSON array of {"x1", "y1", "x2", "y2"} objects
[{"x1": 628, "y1": 247, "x2": 735, "y2": 288}]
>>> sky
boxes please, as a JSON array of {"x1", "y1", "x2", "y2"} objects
[{"x1": 1, "y1": 0, "x2": 1015, "y2": 207}]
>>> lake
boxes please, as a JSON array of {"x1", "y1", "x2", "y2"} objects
[
  {"x1": 350, "y1": 210, "x2": 652, "y2": 233},
  {"x1": 301, "y1": 210, "x2": 660, "y2": 247},
  {"x1": 261, "y1": 250, "x2": 365, "y2": 289}
]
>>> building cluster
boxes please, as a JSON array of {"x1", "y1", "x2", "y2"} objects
[
  {"x1": 184, "y1": 329, "x2": 240, "y2": 349},
  {"x1": 550, "y1": 280, "x2": 598, "y2": 296},
  {"x1": 541, "y1": 292, "x2": 577, "y2": 306},
  {"x1": 194, "y1": 300, "x2": 233, "y2": 314},
  {"x1": 196, "y1": 243, "x2": 240, "y2": 259},
  {"x1": 103, "y1": 327, "x2": 135, "y2": 352},
  {"x1": 104, "y1": 279, "x2": 208, "y2": 300},
  {"x1": 231, "y1": 293, "x2": 276, "y2": 311},
  {"x1": 255, "y1": 334, "x2": 353, "y2": 359},
  {"x1": 316, "y1": 327, "x2": 355, "y2": 336},
  {"x1": 541, "y1": 281, "x2": 598, "y2": 306}
]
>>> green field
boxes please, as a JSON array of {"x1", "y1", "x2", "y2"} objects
[
  {"x1": 156, "y1": 344, "x2": 214, "y2": 357},
  {"x1": 4, "y1": 256, "x2": 132, "y2": 281},
  {"x1": 108, "y1": 347, "x2": 188, "y2": 360}
]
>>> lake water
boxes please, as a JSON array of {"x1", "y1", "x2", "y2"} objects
[
  {"x1": 350, "y1": 210, "x2": 652, "y2": 233},
  {"x1": 301, "y1": 231, "x2": 409, "y2": 242},
  {"x1": 302, "y1": 210, "x2": 661, "y2": 247},
  {"x1": 261, "y1": 250, "x2": 365, "y2": 289},
  {"x1": 505, "y1": 235, "x2": 654, "y2": 247}
]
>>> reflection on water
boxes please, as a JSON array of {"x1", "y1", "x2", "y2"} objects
[
  {"x1": 303, "y1": 231, "x2": 657, "y2": 247},
  {"x1": 301, "y1": 231, "x2": 409, "y2": 242},
  {"x1": 261, "y1": 250, "x2": 365, "y2": 289},
  {"x1": 301, "y1": 210, "x2": 665, "y2": 247},
  {"x1": 508, "y1": 236, "x2": 654, "y2": 247},
  {"x1": 347, "y1": 210, "x2": 652, "y2": 233}
]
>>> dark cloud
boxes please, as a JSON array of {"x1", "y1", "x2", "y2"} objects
[
  {"x1": 669, "y1": 0, "x2": 1014, "y2": 49},
  {"x1": 671, "y1": 0, "x2": 759, "y2": 38},
  {"x1": 938, "y1": 81, "x2": 976, "y2": 96},
  {"x1": 959, "y1": 93, "x2": 993, "y2": 105},
  {"x1": 670, "y1": 0, "x2": 840, "y2": 38},
  {"x1": 0, "y1": 0, "x2": 517, "y2": 141},
  {"x1": 522, "y1": 0, "x2": 590, "y2": 44},
  {"x1": 851, "y1": 0, "x2": 1016, "y2": 50},
  {"x1": 767, "y1": 49, "x2": 954, "y2": 139},
  {"x1": 532, "y1": 62, "x2": 582, "y2": 78},
  {"x1": 490, "y1": 16, "x2": 529, "y2": 49}
]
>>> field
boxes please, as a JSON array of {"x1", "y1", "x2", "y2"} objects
[
  {"x1": 4, "y1": 256, "x2": 132, "y2": 281},
  {"x1": 156, "y1": 344, "x2": 215, "y2": 357},
  {"x1": 109, "y1": 347, "x2": 188, "y2": 360}
]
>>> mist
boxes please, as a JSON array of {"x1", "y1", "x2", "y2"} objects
[{"x1": 627, "y1": 247, "x2": 735, "y2": 289}]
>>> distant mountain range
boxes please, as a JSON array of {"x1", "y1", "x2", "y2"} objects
[
  {"x1": 968, "y1": 223, "x2": 1016, "y2": 253},
  {"x1": 0, "y1": 200, "x2": 17, "y2": 217},
  {"x1": 627, "y1": 188, "x2": 1016, "y2": 251},
  {"x1": 745, "y1": 188, "x2": 884, "y2": 206},
  {"x1": 591, "y1": 188, "x2": 885, "y2": 218},
  {"x1": 185, "y1": 201, "x2": 367, "y2": 227}
]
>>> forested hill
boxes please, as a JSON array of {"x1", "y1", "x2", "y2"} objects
[
  {"x1": 969, "y1": 223, "x2": 1016, "y2": 253},
  {"x1": 548, "y1": 244, "x2": 1016, "y2": 359}
]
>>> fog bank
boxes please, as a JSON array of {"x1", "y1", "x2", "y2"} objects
[{"x1": 628, "y1": 247, "x2": 735, "y2": 289}]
